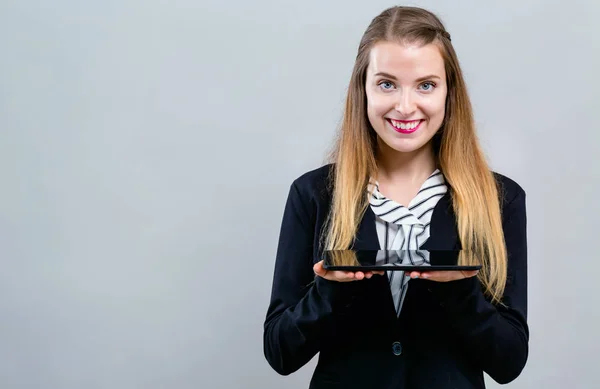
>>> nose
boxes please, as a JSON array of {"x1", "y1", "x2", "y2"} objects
[{"x1": 394, "y1": 91, "x2": 417, "y2": 117}]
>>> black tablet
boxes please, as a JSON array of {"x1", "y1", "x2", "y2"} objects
[{"x1": 322, "y1": 249, "x2": 481, "y2": 272}]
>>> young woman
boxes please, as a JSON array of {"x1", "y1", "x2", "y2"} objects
[{"x1": 263, "y1": 6, "x2": 528, "y2": 389}]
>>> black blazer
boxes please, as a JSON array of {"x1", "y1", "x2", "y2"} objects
[{"x1": 263, "y1": 164, "x2": 528, "y2": 389}]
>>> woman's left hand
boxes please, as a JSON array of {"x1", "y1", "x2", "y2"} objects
[{"x1": 406, "y1": 270, "x2": 478, "y2": 282}]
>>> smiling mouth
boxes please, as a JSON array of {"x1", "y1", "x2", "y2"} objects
[{"x1": 387, "y1": 119, "x2": 424, "y2": 134}]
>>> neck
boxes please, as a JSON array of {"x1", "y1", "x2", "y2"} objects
[{"x1": 375, "y1": 139, "x2": 437, "y2": 184}]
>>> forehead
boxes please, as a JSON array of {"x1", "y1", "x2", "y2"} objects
[{"x1": 367, "y1": 41, "x2": 445, "y2": 79}]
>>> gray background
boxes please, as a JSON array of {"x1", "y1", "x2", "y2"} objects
[{"x1": 1, "y1": 0, "x2": 598, "y2": 388}]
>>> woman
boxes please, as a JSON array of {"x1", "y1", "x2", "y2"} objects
[{"x1": 263, "y1": 6, "x2": 528, "y2": 389}]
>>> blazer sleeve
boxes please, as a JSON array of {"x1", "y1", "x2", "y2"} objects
[
  {"x1": 426, "y1": 186, "x2": 529, "y2": 384},
  {"x1": 263, "y1": 180, "x2": 361, "y2": 376}
]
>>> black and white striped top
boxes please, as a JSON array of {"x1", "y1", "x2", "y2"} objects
[{"x1": 368, "y1": 169, "x2": 448, "y2": 316}]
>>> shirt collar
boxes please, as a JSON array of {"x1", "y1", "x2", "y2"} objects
[{"x1": 368, "y1": 169, "x2": 446, "y2": 225}]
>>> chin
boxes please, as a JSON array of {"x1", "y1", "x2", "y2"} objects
[{"x1": 383, "y1": 138, "x2": 430, "y2": 154}]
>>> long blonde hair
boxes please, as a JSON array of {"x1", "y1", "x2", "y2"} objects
[{"x1": 324, "y1": 6, "x2": 507, "y2": 304}]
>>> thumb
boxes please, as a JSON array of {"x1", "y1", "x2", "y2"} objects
[{"x1": 313, "y1": 261, "x2": 327, "y2": 277}]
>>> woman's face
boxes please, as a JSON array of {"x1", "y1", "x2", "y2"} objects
[{"x1": 365, "y1": 41, "x2": 448, "y2": 155}]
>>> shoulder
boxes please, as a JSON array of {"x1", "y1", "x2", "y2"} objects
[
  {"x1": 492, "y1": 171, "x2": 526, "y2": 208},
  {"x1": 281, "y1": 164, "x2": 334, "y2": 229},
  {"x1": 290, "y1": 163, "x2": 334, "y2": 201}
]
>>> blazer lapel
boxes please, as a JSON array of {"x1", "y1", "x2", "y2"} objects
[
  {"x1": 352, "y1": 205, "x2": 381, "y2": 251},
  {"x1": 420, "y1": 192, "x2": 460, "y2": 250}
]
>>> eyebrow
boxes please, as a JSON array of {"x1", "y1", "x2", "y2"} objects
[{"x1": 373, "y1": 72, "x2": 442, "y2": 82}]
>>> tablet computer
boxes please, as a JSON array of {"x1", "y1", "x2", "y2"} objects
[{"x1": 322, "y1": 249, "x2": 481, "y2": 272}]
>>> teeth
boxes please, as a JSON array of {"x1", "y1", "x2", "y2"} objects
[{"x1": 391, "y1": 120, "x2": 420, "y2": 130}]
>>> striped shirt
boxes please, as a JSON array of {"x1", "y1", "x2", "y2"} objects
[{"x1": 368, "y1": 169, "x2": 448, "y2": 316}]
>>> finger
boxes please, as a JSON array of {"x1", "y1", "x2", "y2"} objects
[
  {"x1": 421, "y1": 270, "x2": 477, "y2": 282},
  {"x1": 420, "y1": 271, "x2": 443, "y2": 280},
  {"x1": 332, "y1": 271, "x2": 352, "y2": 281},
  {"x1": 457, "y1": 270, "x2": 478, "y2": 279},
  {"x1": 337, "y1": 271, "x2": 362, "y2": 282},
  {"x1": 464, "y1": 270, "x2": 479, "y2": 278}
]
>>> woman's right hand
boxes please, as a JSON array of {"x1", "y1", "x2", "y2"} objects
[{"x1": 313, "y1": 260, "x2": 384, "y2": 282}]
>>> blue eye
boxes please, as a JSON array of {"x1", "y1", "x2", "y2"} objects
[
  {"x1": 379, "y1": 81, "x2": 395, "y2": 90},
  {"x1": 419, "y1": 82, "x2": 436, "y2": 91}
]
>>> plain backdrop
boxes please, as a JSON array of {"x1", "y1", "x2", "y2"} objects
[{"x1": 1, "y1": 0, "x2": 599, "y2": 388}]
